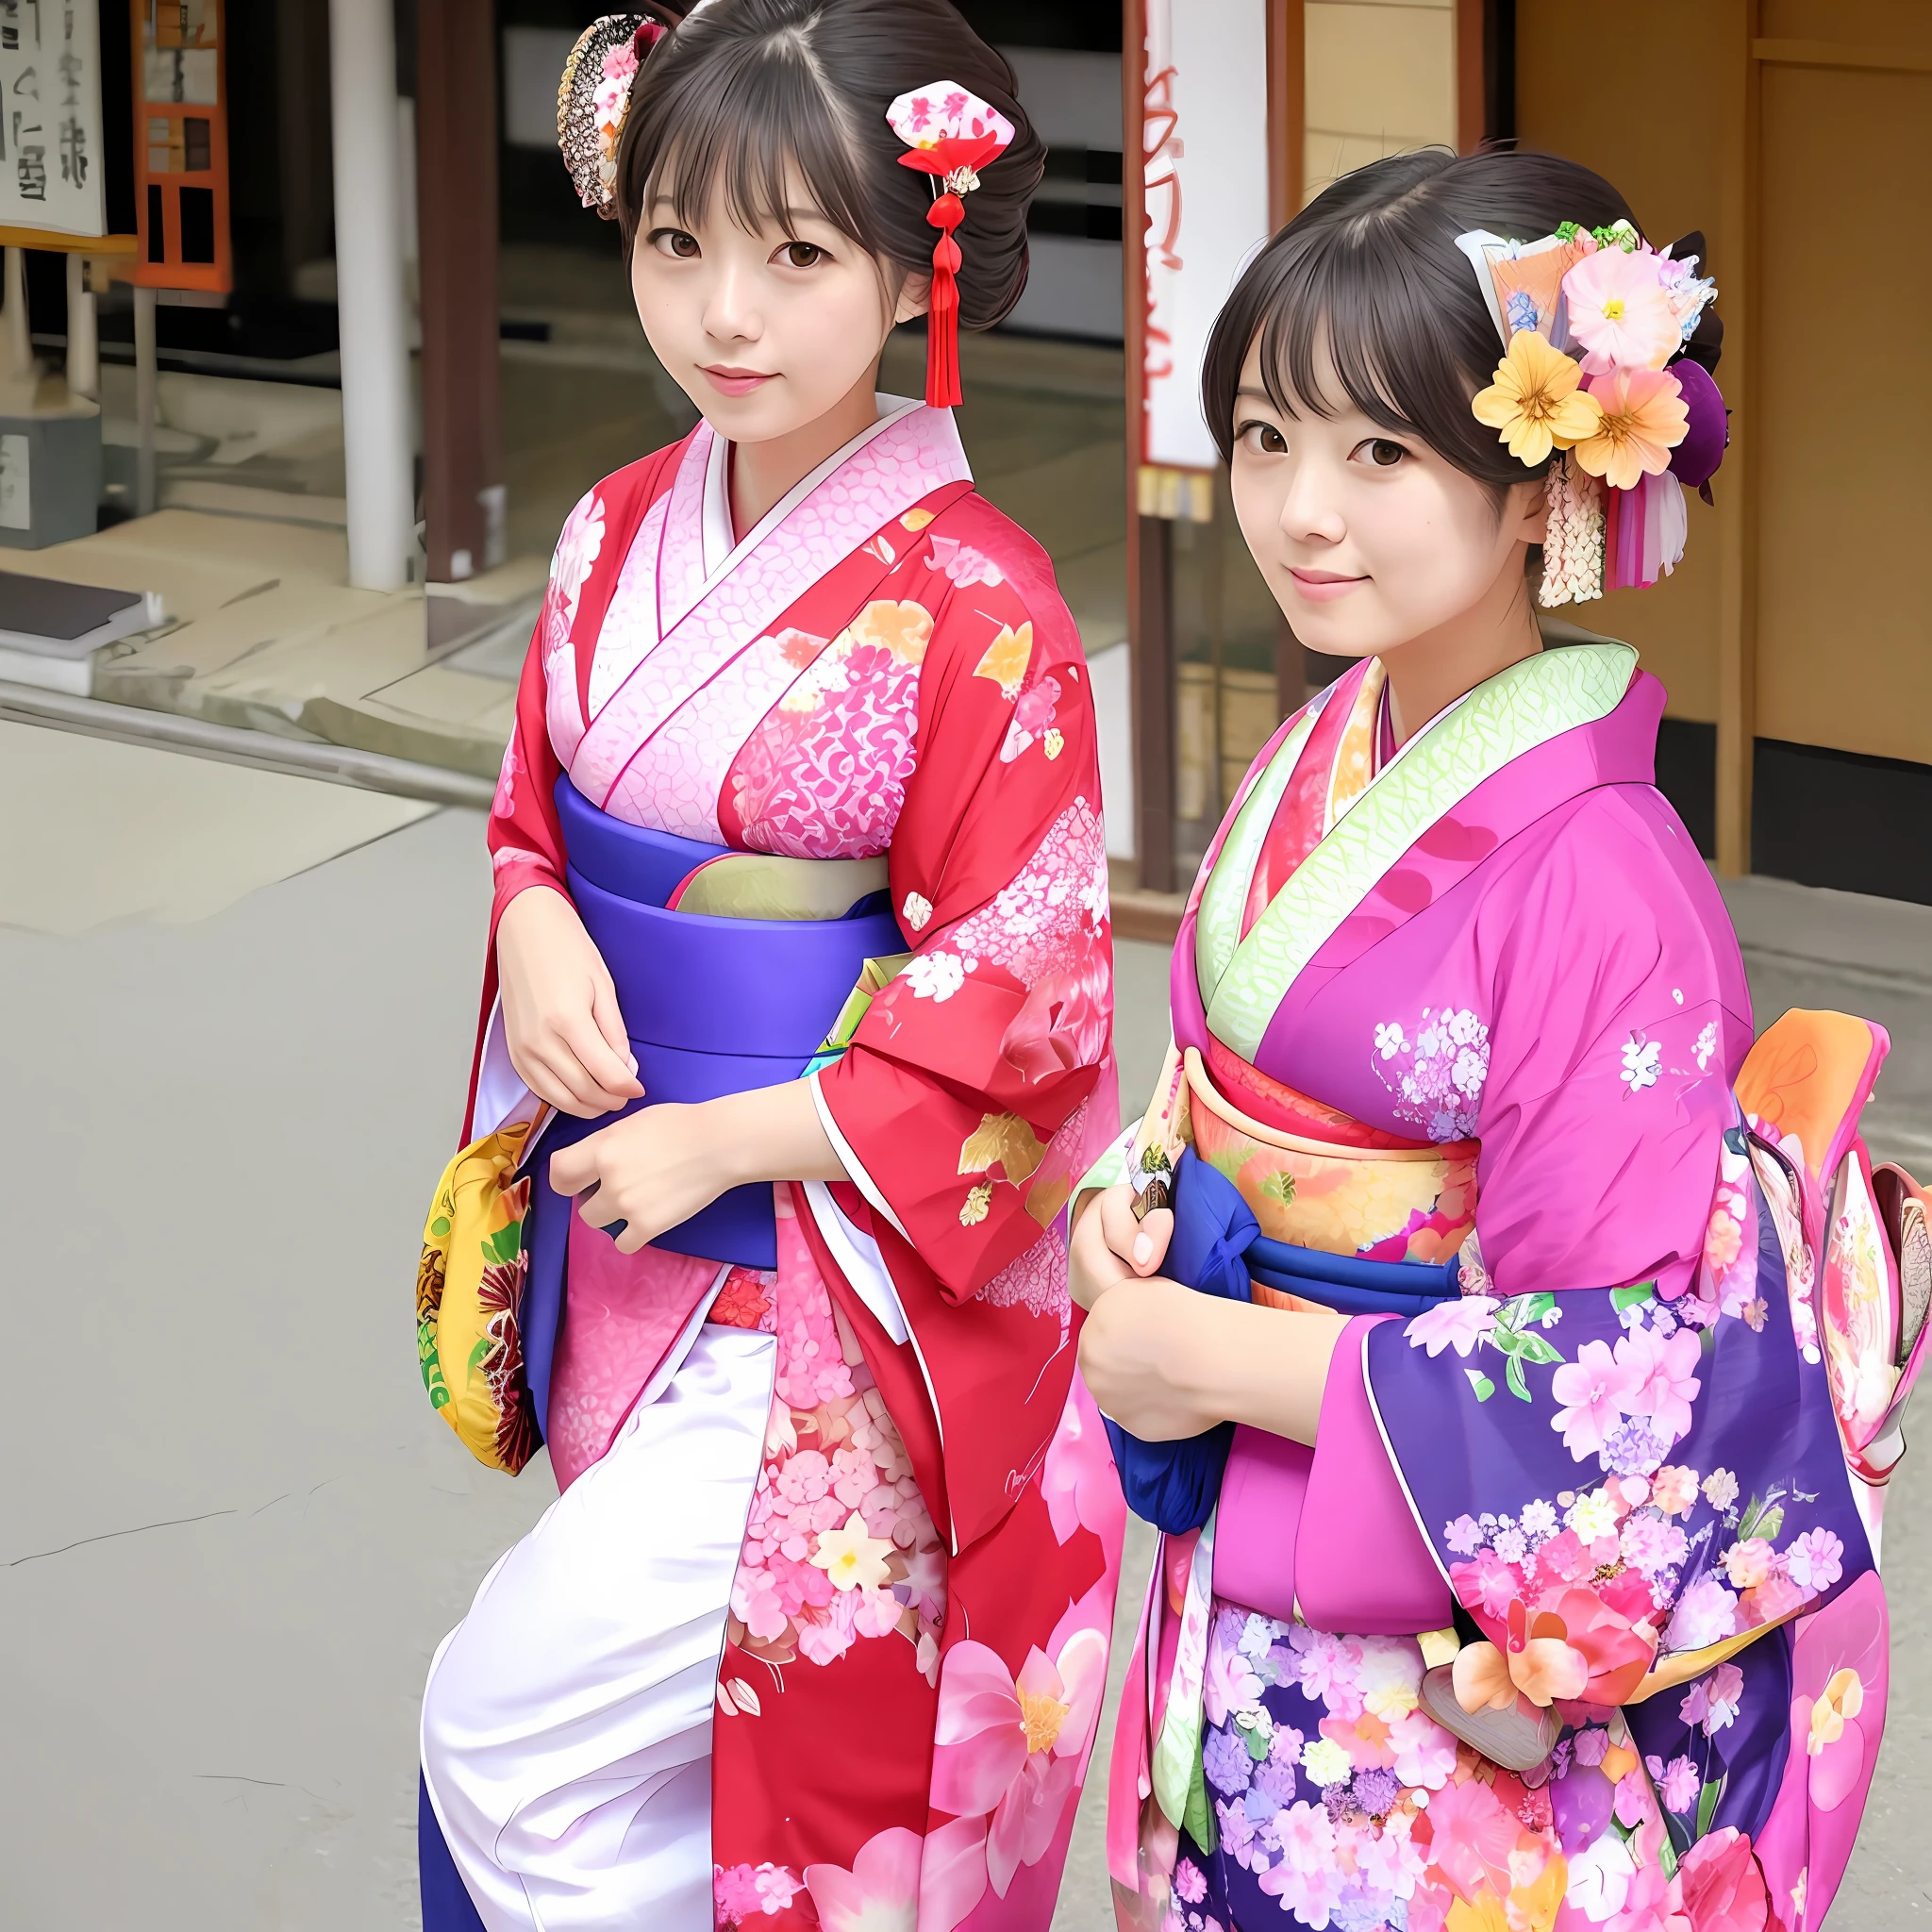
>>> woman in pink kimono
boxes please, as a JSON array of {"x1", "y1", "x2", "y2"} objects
[
  {"x1": 1073, "y1": 150, "x2": 1925, "y2": 1932},
  {"x1": 417, "y1": 8, "x2": 1124, "y2": 1929}
]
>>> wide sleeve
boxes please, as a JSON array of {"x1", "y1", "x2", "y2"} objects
[
  {"x1": 811, "y1": 527, "x2": 1114, "y2": 1302},
  {"x1": 1344, "y1": 794, "x2": 1871, "y2": 1797}
]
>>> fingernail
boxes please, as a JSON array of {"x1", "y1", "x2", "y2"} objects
[{"x1": 1133, "y1": 1234, "x2": 1152, "y2": 1266}]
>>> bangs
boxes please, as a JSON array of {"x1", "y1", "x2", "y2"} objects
[
  {"x1": 1251, "y1": 235, "x2": 1459, "y2": 446},
  {"x1": 1202, "y1": 149, "x2": 1639, "y2": 491},
  {"x1": 624, "y1": 27, "x2": 880, "y2": 254}
]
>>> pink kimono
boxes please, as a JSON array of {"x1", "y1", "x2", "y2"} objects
[{"x1": 1091, "y1": 647, "x2": 1923, "y2": 1932}]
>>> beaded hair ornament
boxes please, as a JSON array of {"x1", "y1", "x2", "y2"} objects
[
  {"x1": 558, "y1": 12, "x2": 664, "y2": 218},
  {"x1": 886, "y1": 83, "x2": 1015, "y2": 408},
  {"x1": 1458, "y1": 222, "x2": 1727, "y2": 608}
]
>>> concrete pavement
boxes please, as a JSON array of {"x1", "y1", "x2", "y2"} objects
[{"x1": 2, "y1": 774, "x2": 1928, "y2": 1928}]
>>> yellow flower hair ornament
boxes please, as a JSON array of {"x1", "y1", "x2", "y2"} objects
[{"x1": 1457, "y1": 222, "x2": 1724, "y2": 608}]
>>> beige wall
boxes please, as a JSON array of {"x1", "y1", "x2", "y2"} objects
[
  {"x1": 1519, "y1": 0, "x2": 1932, "y2": 764},
  {"x1": 1516, "y1": 0, "x2": 1729, "y2": 724},
  {"x1": 1304, "y1": 0, "x2": 1456, "y2": 200}
]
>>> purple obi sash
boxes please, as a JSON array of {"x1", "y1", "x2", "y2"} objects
[{"x1": 521, "y1": 777, "x2": 902, "y2": 1438}]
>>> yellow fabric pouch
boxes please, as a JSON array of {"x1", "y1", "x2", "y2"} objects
[{"x1": 416, "y1": 1121, "x2": 540, "y2": 1474}]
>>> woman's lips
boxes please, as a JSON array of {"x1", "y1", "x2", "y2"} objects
[
  {"x1": 701, "y1": 366, "x2": 774, "y2": 397},
  {"x1": 1288, "y1": 567, "x2": 1368, "y2": 603}
]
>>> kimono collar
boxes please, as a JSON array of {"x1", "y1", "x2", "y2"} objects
[
  {"x1": 697, "y1": 392, "x2": 939, "y2": 585},
  {"x1": 1199, "y1": 642, "x2": 1640, "y2": 1060}
]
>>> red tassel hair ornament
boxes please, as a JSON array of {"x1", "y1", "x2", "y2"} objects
[{"x1": 886, "y1": 83, "x2": 1016, "y2": 408}]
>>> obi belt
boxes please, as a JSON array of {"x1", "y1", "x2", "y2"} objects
[
  {"x1": 521, "y1": 775, "x2": 904, "y2": 1438},
  {"x1": 1104, "y1": 1147, "x2": 1466, "y2": 1534}
]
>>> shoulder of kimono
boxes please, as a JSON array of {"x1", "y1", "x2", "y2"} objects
[
  {"x1": 1485, "y1": 782, "x2": 1748, "y2": 1000},
  {"x1": 929, "y1": 495, "x2": 1081, "y2": 659},
  {"x1": 585, "y1": 428, "x2": 699, "y2": 518}
]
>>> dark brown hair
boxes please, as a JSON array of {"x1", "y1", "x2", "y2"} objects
[
  {"x1": 613, "y1": 0, "x2": 1044, "y2": 331},
  {"x1": 1201, "y1": 148, "x2": 1641, "y2": 489}
]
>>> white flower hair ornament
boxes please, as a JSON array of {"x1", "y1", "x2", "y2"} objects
[
  {"x1": 557, "y1": 12, "x2": 668, "y2": 218},
  {"x1": 886, "y1": 83, "x2": 1016, "y2": 409},
  {"x1": 1457, "y1": 221, "x2": 1727, "y2": 609}
]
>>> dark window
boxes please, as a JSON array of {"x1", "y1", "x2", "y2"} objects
[
  {"x1": 178, "y1": 185, "x2": 216, "y2": 263},
  {"x1": 1027, "y1": 199, "x2": 1123, "y2": 242},
  {"x1": 146, "y1": 181, "x2": 165, "y2": 260},
  {"x1": 184, "y1": 117, "x2": 211, "y2": 172}
]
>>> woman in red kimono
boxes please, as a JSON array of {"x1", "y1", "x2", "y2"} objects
[{"x1": 416, "y1": 8, "x2": 1124, "y2": 1929}]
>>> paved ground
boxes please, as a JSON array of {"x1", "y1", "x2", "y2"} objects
[{"x1": 3, "y1": 779, "x2": 1929, "y2": 1928}]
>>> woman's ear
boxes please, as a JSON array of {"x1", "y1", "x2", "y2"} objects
[
  {"x1": 893, "y1": 272, "x2": 932, "y2": 326},
  {"x1": 1512, "y1": 475, "x2": 1550, "y2": 550}
]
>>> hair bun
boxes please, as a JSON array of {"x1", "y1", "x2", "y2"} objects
[{"x1": 558, "y1": 13, "x2": 668, "y2": 218}]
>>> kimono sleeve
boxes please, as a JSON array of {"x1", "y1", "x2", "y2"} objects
[
  {"x1": 1340, "y1": 792, "x2": 1870, "y2": 1762},
  {"x1": 811, "y1": 533, "x2": 1112, "y2": 1304},
  {"x1": 485, "y1": 619, "x2": 570, "y2": 936}
]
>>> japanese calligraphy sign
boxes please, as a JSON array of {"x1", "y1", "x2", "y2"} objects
[
  {"x1": 1139, "y1": 0, "x2": 1272, "y2": 474},
  {"x1": 0, "y1": 0, "x2": 108, "y2": 235}
]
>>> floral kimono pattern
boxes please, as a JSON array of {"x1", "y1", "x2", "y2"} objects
[
  {"x1": 451, "y1": 401, "x2": 1125, "y2": 1929},
  {"x1": 1091, "y1": 649, "x2": 1921, "y2": 1932}
]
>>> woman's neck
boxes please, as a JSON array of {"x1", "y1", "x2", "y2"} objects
[
  {"x1": 1378, "y1": 558, "x2": 1543, "y2": 748},
  {"x1": 726, "y1": 359, "x2": 886, "y2": 541}
]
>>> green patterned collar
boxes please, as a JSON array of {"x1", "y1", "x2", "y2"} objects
[{"x1": 1198, "y1": 643, "x2": 1637, "y2": 1059}]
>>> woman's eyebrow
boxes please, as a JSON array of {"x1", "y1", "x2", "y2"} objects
[{"x1": 1234, "y1": 387, "x2": 1279, "y2": 406}]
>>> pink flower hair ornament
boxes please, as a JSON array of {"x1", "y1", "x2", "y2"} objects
[
  {"x1": 1457, "y1": 220, "x2": 1725, "y2": 609},
  {"x1": 887, "y1": 82, "x2": 1016, "y2": 409}
]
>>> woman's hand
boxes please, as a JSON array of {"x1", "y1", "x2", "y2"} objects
[
  {"x1": 1076, "y1": 1275, "x2": 1225, "y2": 1439},
  {"x1": 1079, "y1": 1280, "x2": 1353, "y2": 1448},
  {"x1": 548, "y1": 1079, "x2": 847, "y2": 1256},
  {"x1": 496, "y1": 886, "x2": 643, "y2": 1118},
  {"x1": 1069, "y1": 1183, "x2": 1174, "y2": 1310},
  {"x1": 549, "y1": 1101, "x2": 736, "y2": 1255}
]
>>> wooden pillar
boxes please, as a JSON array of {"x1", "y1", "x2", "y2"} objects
[
  {"x1": 1268, "y1": 1, "x2": 1306, "y2": 717},
  {"x1": 1457, "y1": 0, "x2": 1516, "y2": 151},
  {"x1": 417, "y1": 0, "x2": 504, "y2": 583},
  {"x1": 1714, "y1": 1, "x2": 1759, "y2": 875}
]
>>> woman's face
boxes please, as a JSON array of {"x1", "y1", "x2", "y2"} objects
[
  {"x1": 630, "y1": 161, "x2": 922, "y2": 444},
  {"x1": 1227, "y1": 336, "x2": 1545, "y2": 659}
]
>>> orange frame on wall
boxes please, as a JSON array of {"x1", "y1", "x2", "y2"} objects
[{"x1": 131, "y1": 0, "x2": 231, "y2": 292}]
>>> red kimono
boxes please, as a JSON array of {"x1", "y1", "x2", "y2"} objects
[{"x1": 423, "y1": 399, "x2": 1125, "y2": 1932}]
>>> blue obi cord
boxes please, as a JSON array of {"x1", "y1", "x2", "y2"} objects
[{"x1": 1100, "y1": 1149, "x2": 1462, "y2": 1533}]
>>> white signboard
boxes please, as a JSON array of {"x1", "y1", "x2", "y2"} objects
[
  {"x1": 1140, "y1": 0, "x2": 1273, "y2": 473},
  {"x1": 0, "y1": 0, "x2": 108, "y2": 236}
]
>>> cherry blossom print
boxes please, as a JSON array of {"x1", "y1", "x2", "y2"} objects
[
  {"x1": 541, "y1": 489, "x2": 605, "y2": 663},
  {"x1": 943, "y1": 798, "x2": 1108, "y2": 989},
  {"x1": 929, "y1": 1628, "x2": 1108, "y2": 1898},
  {"x1": 1370, "y1": 1007, "x2": 1491, "y2": 1141},
  {"x1": 803, "y1": 1824, "x2": 922, "y2": 1932},
  {"x1": 928, "y1": 533, "x2": 1006, "y2": 587},
  {"x1": 713, "y1": 1860, "x2": 804, "y2": 1926},
  {"x1": 1405, "y1": 1295, "x2": 1498, "y2": 1358}
]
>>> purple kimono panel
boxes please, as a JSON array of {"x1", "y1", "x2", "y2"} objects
[{"x1": 1366, "y1": 1156, "x2": 1871, "y2": 1724}]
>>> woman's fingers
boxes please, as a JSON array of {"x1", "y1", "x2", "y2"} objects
[
  {"x1": 557, "y1": 1006, "x2": 642, "y2": 1107},
  {"x1": 546, "y1": 1136, "x2": 599, "y2": 1198},
  {"x1": 1069, "y1": 1192, "x2": 1131, "y2": 1310},
  {"x1": 509, "y1": 1041, "x2": 601, "y2": 1119},
  {"x1": 588, "y1": 964, "x2": 641, "y2": 1080},
  {"x1": 1099, "y1": 1186, "x2": 1173, "y2": 1275}
]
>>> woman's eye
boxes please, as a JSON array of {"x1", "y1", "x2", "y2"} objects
[
  {"x1": 1240, "y1": 421, "x2": 1288, "y2": 456},
  {"x1": 650, "y1": 227, "x2": 700, "y2": 259},
  {"x1": 1357, "y1": 438, "x2": 1407, "y2": 468},
  {"x1": 780, "y1": 241, "x2": 824, "y2": 268}
]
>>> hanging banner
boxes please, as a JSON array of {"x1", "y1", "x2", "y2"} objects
[
  {"x1": 0, "y1": 0, "x2": 109, "y2": 236},
  {"x1": 1140, "y1": 0, "x2": 1273, "y2": 475}
]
